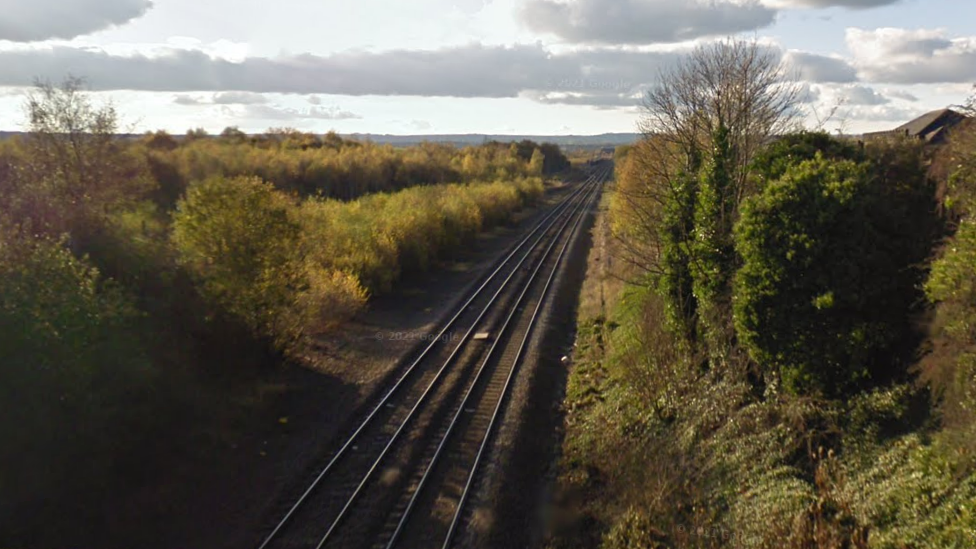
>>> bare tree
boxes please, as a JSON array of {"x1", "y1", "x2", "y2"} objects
[
  {"x1": 615, "y1": 39, "x2": 800, "y2": 276},
  {"x1": 640, "y1": 39, "x2": 800, "y2": 199},
  {"x1": 611, "y1": 39, "x2": 800, "y2": 351}
]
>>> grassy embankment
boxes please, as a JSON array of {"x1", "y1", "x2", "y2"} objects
[{"x1": 551, "y1": 131, "x2": 976, "y2": 549}]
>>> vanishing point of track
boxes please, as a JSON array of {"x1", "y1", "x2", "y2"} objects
[{"x1": 256, "y1": 163, "x2": 610, "y2": 549}]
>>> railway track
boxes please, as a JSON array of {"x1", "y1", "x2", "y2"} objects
[{"x1": 256, "y1": 164, "x2": 610, "y2": 549}]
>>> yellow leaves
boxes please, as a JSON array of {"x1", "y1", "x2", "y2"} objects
[
  {"x1": 295, "y1": 267, "x2": 368, "y2": 334},
  {"x1": 150, "y1": 136, "x2": 554, "y2": 200},
  {"x1": 301, "y1": 177, "x2": 538, "y2": 297}
]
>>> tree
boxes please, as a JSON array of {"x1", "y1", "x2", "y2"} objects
[
  {"x1": 619, "y1": 39, "x2": 798, "y2": 350},
  {"x1": 20, "y1": 76, "x2": 152, "y2": 237},
  {"x1": 172, "y1": 176, "x2": 306, "y2": 347},
  {"x1": 750, "y1": 131, "x2": 862, "y2": 185},
  {"x1": 734, "y1": 154, "x2": 934, "y2": 396},
  {"x1": 692, "y1": 123, "x2": 736, "y2": 355},
  {"x1": 0, "y1": 225, "x2": 147, "y2": 500},
  {"x1": 923, "y1": 88, "x2": 976, "y2": 423},
  {"x1": 185, "y1": 127, "x2": 209, "y2": 140},
  {"x1": 537, "y1": 142, "x2": 570, "y2": 174},
  {"x1": 144, "y1": 130, "x2": 179, "y2": 151},
  {"x1": 529, "y1": 147, "x2": 545, "y2": 176},
  {"x1": 639, "y1": 39, "x2": 799, "y2": 205},
  {"x1": 220, "y1": 126, "x2": 247, "y2": 143},
  {"x1": 657, "y1": 165, "x2": 698, "y2": 342}
]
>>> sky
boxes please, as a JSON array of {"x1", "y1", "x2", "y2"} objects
[{"x1": 0, "y1": 0, "x2": 975, "y2": 135}]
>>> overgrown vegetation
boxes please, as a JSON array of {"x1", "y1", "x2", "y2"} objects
[
  {"x1": 553, "y1": 41, "x2": 976, "y2": 549},
  {"x1": 735, "y1": 148, "x2": 937, "y2": 396},
  {"x1": 143, "y1": 126, "x2": 566, "y2": 203},
  {"x1": 0, "y1": 77, "x2": 566, "y2": 540}
]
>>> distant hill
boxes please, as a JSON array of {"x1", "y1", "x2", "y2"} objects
[{"x1": 343, "y1": 133, "x2": 641, "y2": 148}]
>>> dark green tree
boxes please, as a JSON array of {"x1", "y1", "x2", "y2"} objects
[
  {"x1": 692, "y1": 123, "x2": 737, "y2": 356},
  {"x1": 734, "y1": 154, "x2": 935, "y2": 396},
  {"x1": 750, "y1": 131, "x2": 863, "y2": 184},
  {"x1": 658, "y1": 155, "x2": 700, "y2": 344}
]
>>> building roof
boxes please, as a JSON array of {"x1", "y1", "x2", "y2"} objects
[
  {"x1": 896, "y1": 109, "x2": 966, "y2": 137},
  {"x1": 863, "y1": 108, "x2": 969, "y2": 144}
]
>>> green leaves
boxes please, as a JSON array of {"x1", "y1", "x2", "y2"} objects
[
  {"x1": 692, "y1": 123, "x2": 737, "y2": 359},
  {"x1": 926, "y1": 219, "x2": 976, "y2": 342},
  {"x1": 734, "y1": 151, "x2": 934, "y2": 397},
  {"x1": 0, "y1": 230, "x2": 142, "y2": 381},
  {"x1": 658, "y1": 168, "x2": 699, "y2": 344}
]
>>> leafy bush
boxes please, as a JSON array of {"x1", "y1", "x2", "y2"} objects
[
  {"x1": 843, "y1": 434, "x2": 976, "y2": 548},
  {"x1": 734, "y1": 154, "x2": 933, "y2": 396},
  {"x1": 0, "y1": 227, "x2": 149, "y2": 500},
  {"x1": 601, "y1": 508, "x2": 668, "y2": 549},
  {"x1": 750, "y1": 131, "x2": 863, "y2": 184},
  {"x1": 172, "y1": 176, "x2": 309, "y2": 347},
  {"x1": 926, "y1": 219, "x2": 976, "y2": 410},
  {"x1": 302, "y1": 177, "x2": 542, "y2": 294},
  {"x1": 295, "y1": 267, "x2": 369, "y2": 335}
]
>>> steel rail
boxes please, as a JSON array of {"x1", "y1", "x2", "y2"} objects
[
  {"x1": 256, "y1": 170, "x2": 597, "y2": 549},
  {"x1": 382, "y1": 167, "x2": 604, "y2": 549},
  {"x1": 440, "y1": 164, "x2": 608, "y2": 549},
  {"x1": 312, "y1": 171, "x2": 602, "y2": 549}
]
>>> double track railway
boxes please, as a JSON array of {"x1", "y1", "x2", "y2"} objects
[{"x1": 256, "y1": 164, "x2": 610, "y2": 549}]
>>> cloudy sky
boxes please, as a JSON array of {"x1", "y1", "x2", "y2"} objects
[{"x1": 0, "y1": 0, "x2": 974, "y2": 135}]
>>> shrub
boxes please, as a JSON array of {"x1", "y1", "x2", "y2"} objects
[
  {"x1": 734, "y1": 154, "x2": 933, "y2": 397},
  {"x1": 843, "y1": 434, "x2": 976, "y2": 548},
  {"x1": 601, "y1": 508, "x2": 668, "y2": 549},
  {"x1": 750, "y1": 131, "x2": 863, "y2": 184},
  {"x1": 926, "y1": 217, "x2": 976, "y2": 426},
  {"x1": 301, "y1": 177, "x2": 541, "y2": 295},
  {"x1": 172, "y1": 176, "x2": 307, "y2": 347},
  {"x1": 0, "y1": 227, "x2": 149, "y2": 499},
  {"x1": 292, "y1": 266, "x2": 368, "y2": 335}
]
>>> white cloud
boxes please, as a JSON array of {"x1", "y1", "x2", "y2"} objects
[
  {"x1": 885, "y1": 89, "x2": 918, "y2": 102},
  {"x1": 518, "y1": 0, "x2": 776, "y2": 45},
  {"x1": 796, "y1": 82, "x2": 821, "y2": 104},
  {"x1": 225, "y1": 104, "x2": 361, "y2": 121},
  {"x1": 173, "y1": 91, "x2": 268, "y2": 105},
  {"x1": 0, "y1": 41, "x2": 859, "y2": 109},
  {"x1": 213, "y1": 91, "x2": 268, "y2": 104},
  {"x1": 842, "y1": 104, "x2": 923, "y2": 122},
  {"x1": 0, "y1": 43, "x2": 678, "y2": 103},
  {"x1": 840, "y1": 84, "x2": 888, "y2": 105},
  {"x1": 0, "y1": 0, "x2": 153, "y2": 42},
  {"x1": 765, "y1": 0, "x2": 901, "y2": 8},
  {"x1": 784, "y1": 51, "x2": 858, "y2": 83},
  {"x1": 522, "y1": 89, "x2": 644, "y2": 109},
  {"x1": 173, "y1": 94, "x2": 202, "y2": 105},
  {"x1": 847, "y1": 28, "x2": 976, "y2": 84}
]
